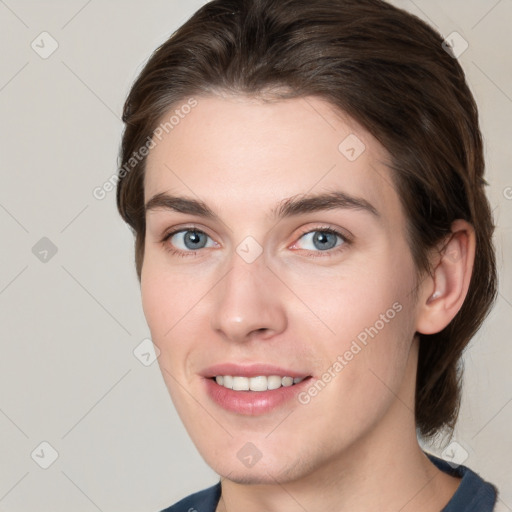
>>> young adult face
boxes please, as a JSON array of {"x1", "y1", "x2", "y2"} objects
[{"x1": 141, "y1": 94, "x2": 432, "y2": 485}]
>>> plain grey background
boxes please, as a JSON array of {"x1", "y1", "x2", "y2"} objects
[{"x1": 0, "y1": 1, "x2": 511, "y2": 511}]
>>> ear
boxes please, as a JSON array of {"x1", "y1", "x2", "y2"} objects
[{"x1": 415, "y1": 219, "x2": 476, "y2": 335}]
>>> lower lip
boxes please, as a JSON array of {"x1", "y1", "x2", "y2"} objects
[{"x1": 203, "y1": 377, "x2": 312, "y2": 415}]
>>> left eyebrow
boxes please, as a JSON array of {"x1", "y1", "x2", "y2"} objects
[{"x1": 273, "y1": 191, "x2": 380, "y2": 219}]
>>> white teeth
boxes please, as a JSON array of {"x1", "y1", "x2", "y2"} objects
[
  {"x1": 213, "y1": 375, "x2": 306, "y2": 391},
  {"x1": 232, "y1": 376, "x2": 249, "y2": 391},
  {"x1": 223, "y1": 375, "x2": 233, "y2": 389},
  {"x1": 281, "y1": 376, "x2": 294, "y2": 387},
  {"x1": 249, "y1": 376, "x2": 268, "y2": 391},
  {"x1": 267, "y1": 375, "x2": 282, "y2": 390}
]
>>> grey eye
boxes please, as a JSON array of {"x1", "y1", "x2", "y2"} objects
[
  {"x1": 170, "y1": 230, "x2": 213, "y2": 250},
  {"x1": 297, "y1": 230, "x2": 343, "y2": 251}
]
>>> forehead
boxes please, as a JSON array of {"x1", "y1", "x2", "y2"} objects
[{"x1": 144, "y1": 94, "x2": 400, "y2": 223}]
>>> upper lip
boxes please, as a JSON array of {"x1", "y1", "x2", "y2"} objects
[{"x1": 201, "y1": 363, "x2": 311, "y2": 379}]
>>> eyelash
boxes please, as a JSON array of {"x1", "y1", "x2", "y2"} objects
[{"x1": 160, "y1": 225, "x2": 351, "y2": 259}]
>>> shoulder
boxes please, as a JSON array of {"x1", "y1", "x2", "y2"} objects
[
  {"x1": 426, "y1": 452, "x2": 498, "y2": 512},
  {"x1": 158, "y1": 482, "x2": 222, "y2": 512}
]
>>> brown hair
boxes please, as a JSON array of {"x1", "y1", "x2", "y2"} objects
[{"x1": 116, "y1": 0, "x2": 497, "y2": 438}]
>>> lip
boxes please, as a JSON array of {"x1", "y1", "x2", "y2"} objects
[
  {"x1": 203, "y1": 377, "x2": 313, "y2": 415},
  {"x1": 201, "y1": 363, "x2": 310, "y2": 379},
  {"x1": 201, "y1": 363, "x2": 313, "y2": 416}
]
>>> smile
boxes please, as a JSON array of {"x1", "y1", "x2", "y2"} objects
[{"x1": 213, "y1": 375, "x2": 306, "y2": 391}]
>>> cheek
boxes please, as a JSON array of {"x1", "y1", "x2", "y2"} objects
[
  {"x1": 140, "y1": 256, "x2": 213, "y2": 384},
  {"x1": 297, "y1": 305, "x2": 415, "y2": 444},
  {"x1": 287, "y1": 259, "x2": 411, "y2": 345},
  {"x1": 140, "y1": 268, "x2": 192, "y2": 406},
  {"x1": 140, "y1": 270, "x2": 172, "y2": 338},
  {"x1": 333, "y1": 296, "x2": 416, "y2": 413},
  {"x1": 140, "y1": 254, "x2": 203, "y2": 340},
  {"x1": 288, "y1": 249, "x2": 416, "y2": 393}
]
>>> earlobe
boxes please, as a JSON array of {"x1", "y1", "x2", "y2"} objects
[{"x1": 415, "y1": 220, "x2": 476, "y2": 335}]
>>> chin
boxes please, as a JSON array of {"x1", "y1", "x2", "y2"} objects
[
  {"x1": 218, "y1": 471, "x2": 275, "y2": 485},
  {"x1": 204, "y1": 450, "x2": 317, "y2": 486}
]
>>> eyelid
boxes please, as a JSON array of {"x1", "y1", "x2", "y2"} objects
[
  {"x1": 161, "y1": 223, "x2": 213, "y2": 241},
  {"x1": 291, "y1": 224, "x2": 352, "y2": 245}
]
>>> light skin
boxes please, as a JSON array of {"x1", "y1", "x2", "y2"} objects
[{"x1": 141, "y1": 94, "x2": 475, "y2": 512}]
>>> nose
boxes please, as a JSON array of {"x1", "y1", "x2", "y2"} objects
[{"x1": 209, "y1": 252, "x2": 288, "y2": 344}]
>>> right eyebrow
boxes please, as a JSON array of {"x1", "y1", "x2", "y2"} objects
[{"x1": 145, "y1": 192, "x2": 218, "y2": 219}]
